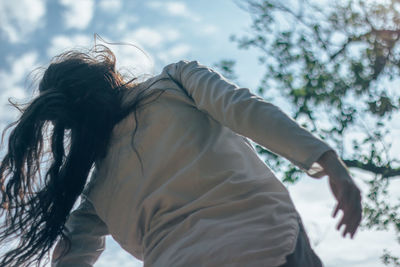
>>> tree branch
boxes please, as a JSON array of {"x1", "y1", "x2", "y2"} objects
[
  {"x1": 343, "y1": 159, "x2": 400, "y2": 178},
  {"x1": 330, "y1": 33, "x2": 371, "y2": 60}
]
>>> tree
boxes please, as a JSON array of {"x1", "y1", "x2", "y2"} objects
[{"x1": 218, "y1": 0, "x2": 400, "y2": 265}]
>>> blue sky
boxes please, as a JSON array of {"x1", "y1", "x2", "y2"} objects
[{"x1": 0, "y1": 0, "x2": 399, "y2": 266}]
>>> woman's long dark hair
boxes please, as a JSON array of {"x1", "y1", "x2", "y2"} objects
[{"x1": 0, "y1": 45, "x2": 162, "y2": 266}]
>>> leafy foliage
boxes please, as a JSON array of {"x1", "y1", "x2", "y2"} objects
[
  {"x1": 382, "y1": 249, "x2": 400, "y2": 267},
  {"x1": 218, "y1": 0, "x2": 400, "y2": 264}
]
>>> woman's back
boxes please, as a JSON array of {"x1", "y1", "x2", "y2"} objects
[{"x1": 66, "y1": 60, "x2": 332, "y2": 266}]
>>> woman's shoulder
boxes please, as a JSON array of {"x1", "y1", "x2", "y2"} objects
[
  {"x1": 134, "y1": 59, "x2": 205, "y2": 89},
  {"x1": 161, "y1": 60, "x2": 205, "y2": 75}
]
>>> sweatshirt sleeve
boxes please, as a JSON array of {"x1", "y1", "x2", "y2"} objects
[
  {"x1": 163, "y1": 60, "x2": 334, "y2": 178},
  {"x1": 51, "y1": 197, "x2": 108, "y2": 267}
]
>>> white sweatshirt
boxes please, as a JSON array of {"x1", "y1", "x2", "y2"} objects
[{"x1": 51, "y1": 60, "x2": 333, "y2": 267}]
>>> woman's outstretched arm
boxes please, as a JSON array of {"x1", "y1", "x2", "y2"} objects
[
  {"x1": 51, "y1": 197, "x2": 108, "y2": 267},
  {"x1": 163, "y1": 60, "x2": 332, "y2": 176},
  {"x1": 163, "y1": 60, "x2": 362, "y2": 238}
]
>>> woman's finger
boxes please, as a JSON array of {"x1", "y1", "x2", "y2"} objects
[
  {"x1": 339, "y1": 191, "x2": 362, "y2": 238},
  {"x1": 336, "y1": 213, "x2": 346, "y2": 230},
  {"x1": 347, "y1": 196, "x2": 362, "y2": 237},
  {"x1": 332, "y1": 203, "x2": 340, "y2": 218}
]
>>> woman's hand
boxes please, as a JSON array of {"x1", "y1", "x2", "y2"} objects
[{"x1": 316, "y1": 150, "x2": 362, "y2": 239}]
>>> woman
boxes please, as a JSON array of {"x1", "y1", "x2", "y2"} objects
[{"x1": 0, "y1": 45, "x2": 362, "y2": 267}]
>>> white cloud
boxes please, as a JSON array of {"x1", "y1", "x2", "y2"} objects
[
  {"x1": 127, "y1": 27, "x2": 182, "y2": 48},
  {"x1": 119, "y1": 27, "x2": 188, "y2": 64},
  {"x1": 105, "y1": 15, "x2": 138, "y2": 33},
  {"x1": 98, "y1": 28, "x2": 186, "y2": 77},
  {"x1": 157, "y1": 43, "x2": 191, "y2": 63},
  {"x1": 47, "y1": 34, "x2": 93, "y2": 57},
  {"x1": 164, "y1": 2, "x2": 188, "y2": 16},
  {"x1": 110, "y1": 41, "x2": 155, "y2": 78},
  {"x1": 167, "y1": 43, "x2": 191, "y2": 57},
  {"x1": 146, "y1": 1, "x2": 162, "y2": 9},
  {"x1": 0, "y1": 52, "x2": 40, "y2": 124},
  {"x1": 131, "y1": 27, "x2": 164, "y2": 48},
  {"x1": 164, "y1": 29, "x2": 181, "y2": 42},
  {"x1": 0, "y1": 0, "x2": 46, "y2": 43},
  {"x1": 98, "y1": 0, "x2": 122, "y2": 13},
  {"x1": 60, "y1": 0, "x2": 94, "y2": 30},
  {"x1": 201, "y1": 24, "x2": 218, "y2": 35},
  {"x1": 147, "y1": 1, "x2": 201, "y2": 21}
]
